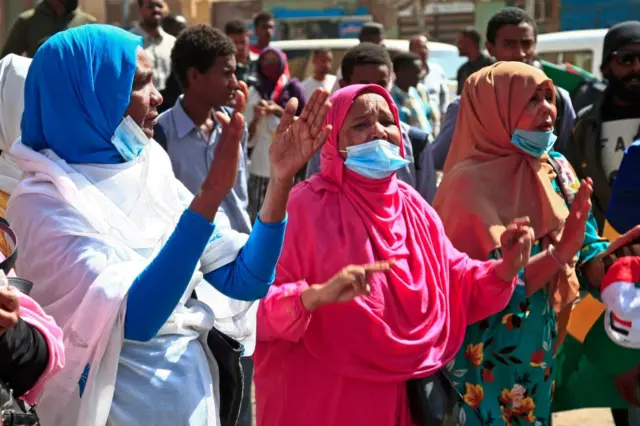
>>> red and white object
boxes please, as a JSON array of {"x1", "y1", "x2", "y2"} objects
[{"x1": 601, "y1": 256, "x2": 640, "y2": 348}]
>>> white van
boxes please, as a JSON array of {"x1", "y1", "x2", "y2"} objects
[
  {"x1": 270, "y1": 38, "x2": 465, "y2": 94},
  {"x1": 536, "y1": 29, "x2": 607, "y2": 79}
]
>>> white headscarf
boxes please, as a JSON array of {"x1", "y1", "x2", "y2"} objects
[{"x1": 0, "y1": 54, "x2": 30, "y2": 194}]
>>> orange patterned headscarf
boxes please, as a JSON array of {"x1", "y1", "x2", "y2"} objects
[{"x1": 433, "y1": 62, "x2": 578, "y2": 344}]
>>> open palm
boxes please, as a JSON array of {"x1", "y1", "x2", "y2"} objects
[{"x1": 269, "y1": 88, "x2": 332, "y2": 182}]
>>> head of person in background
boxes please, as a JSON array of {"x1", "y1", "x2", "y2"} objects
[
  {"x1": 46, "y1": 0, "x2": 79, "y2": 15},
  {"x1": 409, "y1": 35, "x2": 429, "y2": 73},
  {"x1": 162, "y1": 13, "x2": 187, "y2": 37},
  {"x1": 253, "y1": 12, "x2": 275, "y2": 51},
  {"x1": 172, "y1": 25, "x2": 239, "y2": 110},
  {"x1": 340, "y1": 42, "x2": 392, "y2": 90},
  {"x1": 225, "y1": 19, "x2": 251, "y2": 66},
  {"x1": 392, "y1": 52, "x2": 422, "y2": 93},
  {"x1": 312, "y1": 48, "x2": 333, "y2": 82},
  {"x1": 600, "y1": 21, "x2": 640, "y2": 106},
  {"x1": 137, "y1": 0, "x2": 166, "y2": 37},
  {"x1": 358, "y1": 22, "x2": 385, "y2": 46},
  {"x1": 486, "y1": 7, "x2": 537, "y2": 64},
  {"x1": 457, "y1": 27, "x2": 483, "y2": 61}
]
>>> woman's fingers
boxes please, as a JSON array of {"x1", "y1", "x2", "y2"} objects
[
  {"x1": 234, "y1": 87, "x2": 247, "y2": 114},
  {"x1": 215, "y1": 110, "x2": 230, "y2": 126},
  {"x1": 312, "y1": 125, "x2": 332, "y2": 153},
  {"x1": 275, "y1": 98, "x2": 298, "y2": 135},
  {"x1": 298, "y1": 89, "x2": 319, "y2": 123}
]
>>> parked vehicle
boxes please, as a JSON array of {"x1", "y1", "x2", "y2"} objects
[
  {"x1": 270, "y1": 38, "x2": 465, "y2": 96},
  {"x1": 536, "y1": 29, "x2": 607, "y2": 79}
]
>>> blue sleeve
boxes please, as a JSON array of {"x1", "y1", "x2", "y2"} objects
[
  {"x1": 125, "y1": 209, "x2": 215, "y2": 342},
  {"x1": 608, "y1": 140, "x2": 640, "y2": 234},
  {"x1": 204, "y1": 215, "x2": 287, "y2": 300},
  {"x1": 430, "y1": 96, "x2": 459, "y2": 170},
  {"x1": 416, "y1": 144, "x2": 437, "y2": 204}
]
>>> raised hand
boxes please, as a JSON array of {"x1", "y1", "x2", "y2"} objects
[
  {"x1": 269, "y1": 88, "x2": 332, "y2": 182},
  {"x1": 197, "y1": 89, "x2": 246, "y2": 210},
  {"x1": 496, "y1": 217, "x2": 534, "y2": 281},
  {"x1": 301, "y1": 261, "x2": 394, "y2": 311},
  {"x1": 555, "y1": 178, "x2": 593, "y2": 263}
]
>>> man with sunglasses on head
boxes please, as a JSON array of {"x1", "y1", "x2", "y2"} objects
[{"x1": 565, "y1": 21, "x2": 640, "y2": 233}]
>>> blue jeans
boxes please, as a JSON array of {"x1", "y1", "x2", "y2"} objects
[{"x1": 237, "y1": 357, "x2": 254, "y2": 426}]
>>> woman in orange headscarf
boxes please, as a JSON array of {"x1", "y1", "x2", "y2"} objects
[{"x1": 433, "y1": 62, "x2": 617, "y2": 425}]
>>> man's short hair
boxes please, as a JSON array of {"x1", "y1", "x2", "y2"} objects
[
  {"x1": 312, "y1": 47, "x2": 331, "y2": 57},
  {"x1": 486, "y1": 7, "x2": 538, "y2": 44},
  {"x1": 460, "y1": 27, "x2": 482, "y2": 46},
  {"x1": 171, "y1": 24, "x2": 236, "y2": 89},
  {"x1": 341, "y1": 43, "x2": 392, "y2": 83},
  {"x1": 254, "y1": 12, "x2": 273, "y2": 28},
  {"x1": 392, "y1": 51, "x2": 421, "y2": 73},
  {"x1": 358, "y1": 22, "x2": 384, "y2": 43},
  {"x1": 224, "y1": 19, "x2": 247, "y2": 35}
]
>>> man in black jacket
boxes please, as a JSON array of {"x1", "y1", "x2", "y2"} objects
[{"x1": 565, "y1": 21, "x2": 640, "y2": 232}]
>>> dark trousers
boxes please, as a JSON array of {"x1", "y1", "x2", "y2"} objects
[{"x1": 237, "y1": 357, "x2": 254, "y2": 426}]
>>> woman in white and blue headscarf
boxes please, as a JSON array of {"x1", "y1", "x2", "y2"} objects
[{"x1": 6, "y1": 24, "x2": 331, "y2": 426}]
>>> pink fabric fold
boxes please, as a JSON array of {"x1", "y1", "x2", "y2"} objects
[
  {"x1": 254, "y1": 84, "x2": 516, "y2": 426},
  {"x1": 12, "y1": 273, "x2": 65, "y2": 405}
]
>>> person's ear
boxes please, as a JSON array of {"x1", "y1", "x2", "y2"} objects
[
  {"x1": 486, "y1": 40, "x2": 495, "y2": 57},
  {"x1": 186, "y1": 66, "x2": 200, "y2": 89}
]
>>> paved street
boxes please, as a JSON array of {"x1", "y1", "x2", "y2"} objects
[{"x1": 553, "y1": 409, "x2": 614, "y2": 426}]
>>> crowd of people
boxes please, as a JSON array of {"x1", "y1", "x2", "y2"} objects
[{"x1": 0, "y1": 1, "x2": 640, "y2": 426}]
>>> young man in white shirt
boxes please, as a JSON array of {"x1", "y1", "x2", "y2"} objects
[{"x1": 301, "y1": 48, "x2": 336, "y2": 101}]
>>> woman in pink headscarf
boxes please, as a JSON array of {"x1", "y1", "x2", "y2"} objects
[{"x1": 253, "y1": 84, "x2": 535, "y2": 426}]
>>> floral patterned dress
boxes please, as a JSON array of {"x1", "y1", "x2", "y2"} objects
[{"x1": 451, "y1": 153, "x2": 609, "y2": 426}]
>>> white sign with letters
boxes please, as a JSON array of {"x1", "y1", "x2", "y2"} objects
[{"x1": 601, "y1": 118, "x2": 640, "y2": 185}]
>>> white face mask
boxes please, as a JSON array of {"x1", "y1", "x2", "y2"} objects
[{"x1": 111, "y1": 116, "x2": 149, "y2": 162}]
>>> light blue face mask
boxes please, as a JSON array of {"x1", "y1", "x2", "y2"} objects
[
  {"x1": 111, "y1": 116, "x2": 150, "y2": 162},
  {"x1": 511, "y1": 129, "x2": 558, "y2": 158},
  {"x1": 342, "y1": 139, "x2": 410, "y2": 180}
]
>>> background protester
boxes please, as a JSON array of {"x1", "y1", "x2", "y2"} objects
[
  {"x1": 246, "y1": 47, "x2": 305, "y2": 222},
  {"x1": 225, "y1": 19, "x2": 258, "y2": 85},
  {"x1": 306, "y1": 43, "x2": 437, "y2": 203},
  {"x1": 330, "y1": 22, "x2": 386, "y2": 93},
  {"x1": 301, "y1": 48, "x2": 336, "y2": 101},
  {"x1": 565, "y1": 21, "x2": 640, "y2": 232},
  {"x1": 1, "y1": 0, "x2": 96, "y2": 59},
  {"x1": 431, "y1": 7, "x2": 576, "y2": 170},
  {"x1": 390, "y1": 51, "x2": 435, "y2": 136},
  {"x1": 254, "y1": 83, "x2": 530, "y2": 426},
  {"x1": 455, "y1": 27, "x2": 494, "y2": 94},
  {"x1": 409, "y1": 34, "x2": 448, "y2": 134},
  {"x1": 6, "y1": 24, "x2": 328, "y2": 426},
  {"x1": 130, "y1": 0, "x2": 175, "y2": 92}
]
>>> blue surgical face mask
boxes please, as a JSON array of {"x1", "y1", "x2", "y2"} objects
[
  {"x1": 511, "y1": 129, "x2": 557, "y2": 158},
  {"x1": 111, "y1": 116, "x2": 150, "y2": 162},
  {"x1": 341, "y1": 139, "x2": 410, "y2": 180}
]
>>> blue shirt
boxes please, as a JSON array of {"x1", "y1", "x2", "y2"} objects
[{"x1": 157, "y1": 97, "x2": 252, "y2": 234}]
